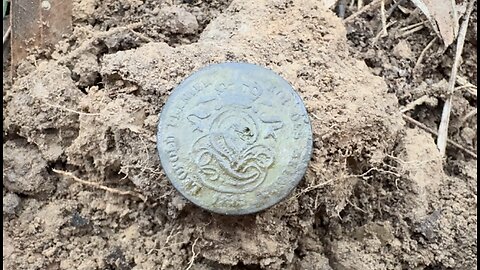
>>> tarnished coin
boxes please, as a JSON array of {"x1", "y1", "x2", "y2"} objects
[{"x1": 157, "y1": 63, "x2": 312, "y2": 215}]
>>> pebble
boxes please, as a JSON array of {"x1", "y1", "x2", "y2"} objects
[
  {"x1": 3, "y1": 193, "x2": 21, "y2": 214},
  {"x1": 161, "y1": 7, "x2": 199, "y2": 35},
  {"x1": 393, "y1": 40, "x2": 413, "y2": 59}
]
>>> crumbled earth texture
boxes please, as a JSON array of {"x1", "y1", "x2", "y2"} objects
[{"x1": 2, "y1": 0, "x2": 477, "y2": 269}]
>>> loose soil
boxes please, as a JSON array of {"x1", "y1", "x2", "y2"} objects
[{"x1": 3, "y1": 0, "x2": 477, "y2": 269}]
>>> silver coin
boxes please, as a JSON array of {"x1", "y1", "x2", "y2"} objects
[{"x1": 157, "y1": 63, "x2": 313, "y2": 215}]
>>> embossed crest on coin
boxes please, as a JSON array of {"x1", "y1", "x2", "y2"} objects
[{"x1": 157, "y1": 63, "x2": 313, "y2": 215}]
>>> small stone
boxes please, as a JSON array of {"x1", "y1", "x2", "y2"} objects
[
  {"x1": 3, "y1": 193, "x2": 21, "y2": 214},
  {"x1": 461, "y1": 127, "x2": 476, "y2": 146},
  {"x1": 161, "y1": 7, "x2": 199, "y2": 35},
  {"x1": 171, "y1": 195, "x2": 187, "y2": 211},
  {"x1": 393, "y1": 40, "x2": 413, "y2": 59}
]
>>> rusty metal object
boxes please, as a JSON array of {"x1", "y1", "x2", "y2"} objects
[
  {"x1": 157, "y1": 63, "x2": 313, "y2": 215},
  {"x1": 11, "y1": 0, "x2": 72, "y2": 68}
]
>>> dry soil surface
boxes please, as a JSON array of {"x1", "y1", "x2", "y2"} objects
[{"x1": 3, "y1": 0, "x2": 477, "y2": 269}]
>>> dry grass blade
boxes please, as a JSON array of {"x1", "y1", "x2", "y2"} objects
[
  {"x1": 380, "y1": 0, "x2": 388, "y2": 36},
  {"x1": 52, "y1": 169, "x2": 147, "y2": 201},
  {"x1": 410, "y1": 0, "x2": 467, "y2": 47},
  {"x1": 437, "y1": 0, "x2": 476, "y2": 156},
  {"x1": 402, "y1": 114, "x2": 477, "y2": 159}
]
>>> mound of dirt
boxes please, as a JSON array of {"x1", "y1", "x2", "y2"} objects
[{"x1": 3, "y1": 0, "x2": 476, "y2": 269}]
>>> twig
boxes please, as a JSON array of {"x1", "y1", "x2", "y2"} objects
[
  {"x1": 372, "y1": 21, "x2": 397, "y2": 43},
  {"x1": 344, "y1": 0, "x2": 382, "y2": 23},
  {"x1": 456, "y1": 75, "x2": 477, "y2": 97},
  {"x1": 386, "y1": 0, "x2": 406, "y2": 18},
  {"x1": 413, "y1": 37, "x2": 438, "y2": 74},
  {"x1": 3, "y1": 25, "x2": 11, "y2": 45},
  {"x1": 456, "y1": 75, "x2": 477, "y2": 89},
  {"x1": 400, "y1": 95, "x2": 430, "y2": 113},
  {"x1": 455, "y1": 85, "x2": 475, "y2": 91},
  {"x1": 402, "y1": 114, "x2": 477, "y2": 158},
  {"x1": 371, "y1": 0, "x2": 401, "y2": 43},
  {"x1": 399, "y1": 20, "x2": 426, "y2": 32},
  {"x1": 398, "y1": 24, "x2": 425, "y2": 37},
  {"x1": 52, "y1": 169, "x2": 147, "y2": 201},
  {"x1": 460, "y1": 109, "x2": 477, "y2": 124},
  {"x1": 397, "y1": 4, "x2": 414, "y2": 14},
  {"x1": 185, "y1": 238, "x2": 199, "y2": 270},
  {"x1": 437, "y1": 0, "x2": 476, "y2": 156}
]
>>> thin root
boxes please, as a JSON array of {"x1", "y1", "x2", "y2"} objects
[
  {"x1": 44, "y1": 102, "x2": 102, "y2": 116},
  {"x1": 290, "y1": 166, "x2": 400, "y2": 201},
  {"x1": 346, "y1": 198, "x2": 367, "y2": 213},
  {"x1": 185, "y1": 238, "x2": 199, "y2": 270},
  {"x1": 53, "y1": 169, "x2": 147, "y2": 202},
  {"x1": 402, "y1": 114, "x2": 477, "y2": 159}
]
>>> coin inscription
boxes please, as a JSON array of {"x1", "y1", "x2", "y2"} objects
[{"x1": 157, "y1": 63, "x2": 313, "y2": 215}]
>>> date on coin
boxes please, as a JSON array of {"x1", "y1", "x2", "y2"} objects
[{"x1": 157, "y1": 63, "x2": 312, "y2": 215}]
